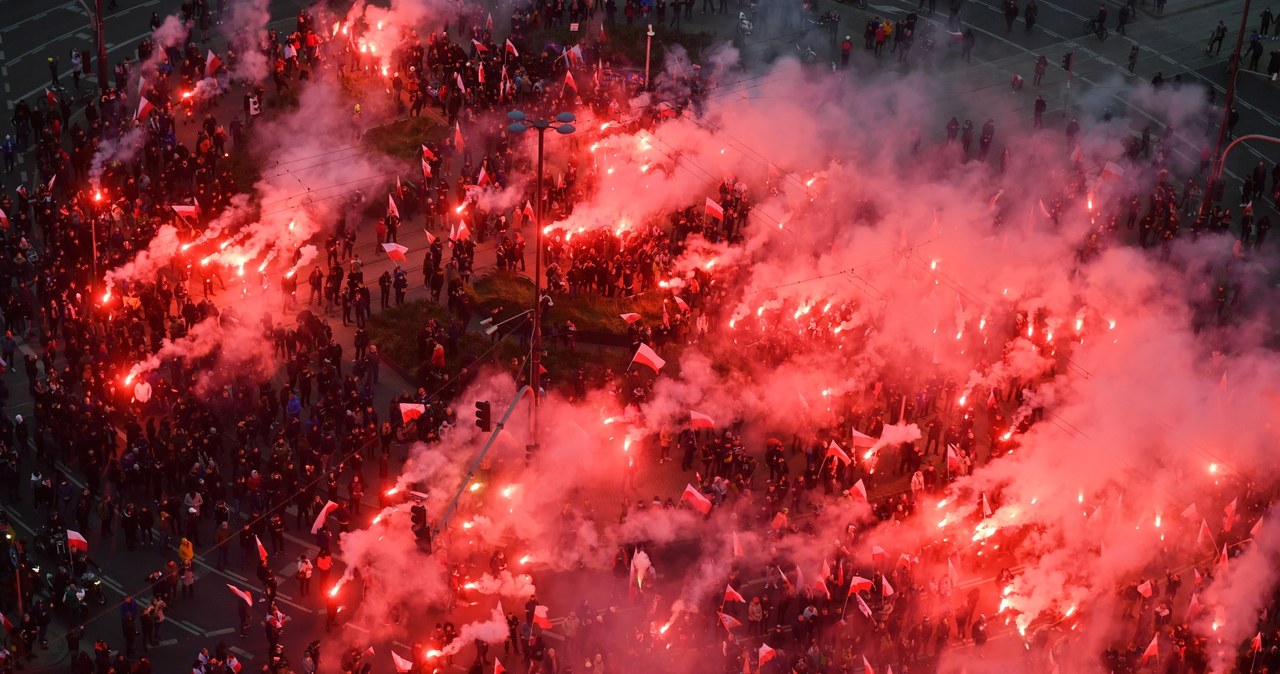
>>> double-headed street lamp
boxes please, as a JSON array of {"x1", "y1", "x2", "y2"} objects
[{"x1": 506, "y1": 109, "x2": 575, "y2": 455}]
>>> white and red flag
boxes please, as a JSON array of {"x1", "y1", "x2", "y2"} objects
[
  {"x1": 67, "y1": 530, "x2": 89, "y2": 552},
  {"x1": 724, "y1": 585, "x2": 745, "y2": 603},
  {"x1": 704, "y1": 197, "x2": 724, "y2": 220},
  {"x1": 226, "y1": 584, "x2": 253, "y2": 606},
  {"x1": 631, "y1": 343, "x2": 666, "y2": 372},
  {"x1": 681, "y1": 484, "x2": 712, "y2": 514},
  {"x1": 690, "y1": 411, "x2": 716, "y2": 429}
]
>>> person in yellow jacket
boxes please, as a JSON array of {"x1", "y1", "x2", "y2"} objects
[{"x1": 177, "y1": 538, "x2": 195, "y2": 565}]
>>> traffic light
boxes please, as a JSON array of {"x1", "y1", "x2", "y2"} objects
[
  {"x1": 410, "y1": 504, "x2": 426, "y2": 527},
  {"x1": 1060, "y1": 51, "x2": 1074, "y2": 72},
  {"x1": 475, "y1": 401, "x2": 492, "y2": 432}
]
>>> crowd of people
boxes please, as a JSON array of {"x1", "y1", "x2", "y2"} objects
[{"x1": 0, "y1": 0, "x2": 1275, "y2": 670}]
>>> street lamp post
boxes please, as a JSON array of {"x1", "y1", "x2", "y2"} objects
[
  {"x1": 73, "y1": 0, "x2": 110, "y2": 90},
  {"x1": 645, "y1": 25, "x2": 656, "y2": 91},
  {"x1": 1202, "y1": 0, "x2": 1251, "y2": 212},
  {"x1": 506, "y1": 110, "x2": 576, "y2": 454}
]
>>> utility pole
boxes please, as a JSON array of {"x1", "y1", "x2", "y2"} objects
[{"x1": 1204, "y1": 0, "x2": 1252, "y2": 212}]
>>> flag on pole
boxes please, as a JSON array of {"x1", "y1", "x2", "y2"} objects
[
  {"x1": 421, "y1": 144, "x2": 437, "y2": 161},
  {"x1": 256, "y1": 535, "x2": 269, "y2": 565},
  {"x1": 1252, "y1": 516, "x2": 1264, "y2": 538},
  {"x1": 673, "y1": 296, "x2": 690, "y2": 311},
  {"x1": 850, "y1": 479, "x2": 868, "y2": 502},
  {"x1": 848, "y1": 429, "x2": 877, "y2": 448},
  {"x1": 620, "y1": 312, "x2": 642, "y2": 323},
  {"x1": 1135, "y1": 580, "x2": 1152, "y2": 598},
  {"x1": 1140, "y1": 634, "x2": 1158, "y2": 663},
  {"x1": 758, "y1": 644, "x2": 776, "y2": 666},
  {"x1": 455, "y1": 71, "x2": 467, "y2": 95},
  {"x1": 565, "y1": 70, "x2": 578, "y2": 92},
  {"x1": 392, "y1": 650, "x2": 415, "y2": 673},
  {"x1": 494, "y1": 658, "x2": 506, "y2": 674},
  {"x1": 399, "y1": 403, "x2": 426, "y2": 422},
  {"x1": 690, "y1": 411, "x2": 716, "y2": 430},
  {"x1": 1252, "y1": 632, "x2": 1263, "y2": 653},
  {"x1": 946, "y1": 444, "x2": 961, "y2": 471},
  {"x1": 387, "y1": 194, "x2": 400, "y2": 219},
  {"x1": 226, "y1": 584, "x2": 254, "y2": 606},
  {"x1": 863, "y1": 656, "x2": 875, "y2": 674},
  {"x1": 881, "y1": 574, "x2": 895, "y2": 598},
  {"x1": 522, "y1": 200, "x2": 535, "y2": 222},
  {"x1": 718, "y1": 612, "x2": 742, "y2": 630},
  {"x1": 724, "y1": 585, "x2": 745, "y2": 603},
  {"x1": 422, "y1": 158, "x2": 432, "y2": 179},
  {"x1": 486, "y1": 12, "x2": 495, "y2": 30},
  {"x1": 205, "y1": 50, "x2": 224, "y2": 78},
  {"x1": 533, "y1": 605, "x2": 552, "y2": 629},
  {"x1": 681, "y1": 484, "x2": 713, "y2": 514},
  {"x1": 848, "y1": 576, "x2": 873, "y2": 594},
  {"x1": 631, "y1": 343, "x2": 666, "y2": 372},
  {"x1": 66, "y1": 530, "x2": 89, "y2": 552},
  {"x1": 704, "y1": 197, "x2": 724, "y2": 220},
  {"x1": 1100, "y1": 161, "x2": 1126, "y2": 182},
  {"x1": 981, "y1": 493, "x2": 993, "y2": 518},
  {"x1": 136, "y1": 96, "x2": 155, "y2": 120},
  {"x1": 855, "y1": 593, "x2": 872, "y2": 618},
  {"x1": 310, "y1": 500, "x2": 341, "y2": 534},
  {"x1": 827, "y1": 441, "x2": 852, "y2": 466},
  {"x1": 472, "y1": 39, "x2": 489, "y2": 53},
  {"x1": 505, "y1": 39, "x2": 519, "y2": 57},
  {"x1": 454, "y1": 123, "x2": 465, "y2": 151},
  {"x1": 382, "y1": 243, "x2": 409, "y2": 264}
]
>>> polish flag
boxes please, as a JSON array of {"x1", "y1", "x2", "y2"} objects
[
  {"x1": 505, "y1": 39, "x2": 519, "y2": 57},
  {"x1": 689, "y1": 411, "x2": 716, "y2": 430},
  {"x1": 1188, "y1": 593, "x2": 1201, "y2": 617},
  {"x1": 310, "y1": 500, "x2": 341, "y2": 534},
  {"x1": 533, "y1": 605, "x2": 552, "y2": 629},
  {"x1": 863, "y1": 656, "x2": 875, "y2": 674},
  {"x1": 870, "y1": 545, "x2": 886, "y2": 562},
  {"x1": 681, "y1": 484, "x2": 712, "y2": 514},
  {"x1": 1135, "y1": 580, "x2": 1152, "y2": 598},
  {"x1": 387, "y1": 194, "x2": 400, "y2": 219},
  {"x1": 673, "y1": 296, "x2": 690, "y2": 312},
  {"x1": 422, "y1": 158, "x2": 432, "y2": 179},
  {"x1": 477, "y1": 165, "x2": 491, "y2": 187},
  {"x1": 422, "y1": 144, "x2": 437, "y2": 161},
  {"x1": 881, "y1": 574, "x2": 895, "y2": 598},
  {"x1": 1251, "y1": 516, "x2": 1264, "y2": 538},
  {"x1": 1252, "y1": 632, "x2": 1263, "y2": 653},
  {"x1": 718, "y1": 612, "x2": 742, "y2": 630},
  {"x1": 724, "y1": 585, "x2": 745, "y2": 603},
  {"x1": 136, "y1": 96, "x2": 155, "y2": 120},
  {"x1": 770, "y1": 511, "x2": 788, "y2": 531},
  {"x1": 66, "y1": 530, "x2": 89, "y2": 552},
  {"x1": 565, "y1": 70, "x2": 578, "y2": 92},
  {"x1": 1140, "y1": 634, "x2": 1158, "y2": 663},
  {"x1": 382, "y1": 242, "x2": 409, "y2": 264},
  {"x1": 205, "y1": 51, "x2": 224, "y2": 78},
  {"x1": 758, "y1": 644, "x2": 776, "y2": 666},
  {"x1": 847, "y1": 576, "x2": 873, "y2": 594},
  {"x1": 255, "y1": 535, "x2": 269, "y2": 565},
  {"x1": 0, "y1": 614, "x2": 11, "y2": 630},
  {"x1": 704, "y1": 197, "x2": 724, "y2": 220},
  {"x1": 981, "y1": 493, "x2": 993, "y2": 518},
  {"x1": 226, "y1": 583, "x2": 254, "y2": 606},
  {"x1": 399, "y1": 403, "x2": 426, "y2": 422},
  {"x1": 826, "y1": 440, "x2": 851, "y2": 466},
  {"x1": 494, "y1": 658, "x2": 506, "y2": 674},
  {"x1": 1182, "y1": 502, "x2": 1199, "y2": 520},
  {"x1": 848, "y1": 429, "x2": 877, "y2": 448},
  {"x1": 1100, "y1": 161, "x2": 1126, "y2": 182},
  {"x1": 620, "y1": 312, "x2": 643, "y2": 323},
  {"x1": 172, "y1": 203, "x2": 200, "y2": 218},
  {"x1": 522, "y1": 200, "x2": 535, "y2": 222},
  {"x1": 472, "y1": 39, "x2": 489, "y2": 53},
  {"x1": 946, "y1": 444, "x2": 961, "y2": 471},
  {"x1": 631, "y1": 343, "x2": 666, "y2": 372},
  {"x1": 392, "y1": 650, "x2": 415, "y2": 673},
  {"x1": 0, "y1": 210, "x2": 8, "y2": 229},
  {"x1": 850, "y1": 479, "x2": 868, "y2": 503},
  {"x1": 855, "y1": 593, "x2": 872, "y2": 618},
  {"x1": 455, "y1": 71, "x2": 467, "y2": 95},
  {"x1": 454, "y1": 123, "x2": 465, "y2": 151},
  {"x1": 486, "y1": 12, "x2": 495, "y2": 30}
]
